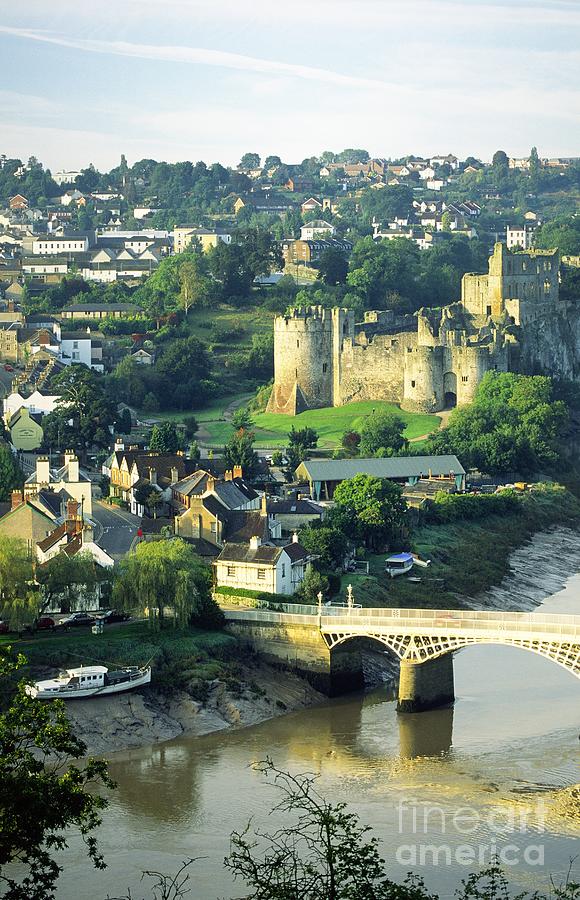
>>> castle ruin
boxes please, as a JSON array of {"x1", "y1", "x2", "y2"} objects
[{"x1": 267, "y1": 243, "x2": 562, "y2": 415}]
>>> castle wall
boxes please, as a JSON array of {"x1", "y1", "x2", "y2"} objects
[
  {"x1": 338, "y1": 331, "x2": 417, "y2": 407},
  {"x1": 403, "y1": 345, "x2": 445, "y2": 412},
  {"x1": 267, "y1": 307, "x2": 336, "y2": 414}
]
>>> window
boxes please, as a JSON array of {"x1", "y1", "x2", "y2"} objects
[
  {"x1": 210, "y1": 522, "x2": 217, "y2": 534},
  {"x1": 322, "y1": 363, "x2": 327, "y2": 373},
  {"x1": 257, "y1": 568, "x2": 266, "y2": 580},
  {"x1": 486, "y1": 305, "x2": 492, "y2": 317},
  {"x1": 462, "y1": 375, "x2": 469, "y2": 383},
  {"x1": 281, "y1": 564, "x2": 286, "y2": 577},
  {"x1": 73, "y1": 341, "x2": 78, "y2": 349},
  {"x1": 411, "y1": 380, "x2": 416, "y2": 388},
  {"x1": 297, "y1": 339, "x2": 300, "y2": 348},
  {"x1": 72, "y1": 352, "x2": 79, "y2": 360},
  {"x1": 227, "y1": 565, "x2": 236, "y2": 577}
]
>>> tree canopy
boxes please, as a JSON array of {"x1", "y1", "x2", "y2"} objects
[
  {"x1": 333, "y1": 475, "x2": 407, "y2": 550},
  {"x1": 359, "y1": 410, "x2": 407, "y2": 457},
  {"x1": 113, "y1": 538, "x2": 223, "y2": 629}
]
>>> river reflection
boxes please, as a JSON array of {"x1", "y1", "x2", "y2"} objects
[{"x1": 55, "y1": 579, "x2": 580, "y2": 900}]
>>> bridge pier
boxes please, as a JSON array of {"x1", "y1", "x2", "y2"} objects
[{"x1": 397, "y1": 654, "x2": 455, "y2": 713}]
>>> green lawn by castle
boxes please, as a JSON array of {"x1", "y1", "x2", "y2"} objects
[{"x1": 200, "y1": 401, "x2": 441, "y2": 449}]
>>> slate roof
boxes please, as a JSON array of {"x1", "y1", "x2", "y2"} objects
[
  {"x1": 296, "y1": 455, "x2": 465, "y2": 482},
  {"x1": 213, "y1": 480, "x2": 257, "y2": 510},
  {"x1": 224, "y1": 510, "x2": 269, "y2": 543},
  {"x1": 267, "y1": 498, "x2": 324, "y2": 515},
  {"x1": 217, "y1": 542, "x2": 283, "y2": 564}
]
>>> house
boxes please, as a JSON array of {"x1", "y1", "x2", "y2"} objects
[
  {"x1": 173, "y1": 225, "x2": 232, "y2": 253},
  {"x1": 7, "y1": 406, "x2": 44, "y2": 451},
  {"x1": 52, "y1": 170, "x2": 83, "y2": 186},
  {"x1": 266, "y1": 497, "x2": 325, "y2": 536},
  {"x1": 294, "y1": 455, "x2": 466, "y2": 501},
  {"x1": 214, "y1": 535, "x2": 311, "y2": 596},
  {"x1": 234, "y1": 194, "x2": 294, "y2": 215},
  {"x1": 25, "y1": 452, "x2": 93, "y2": 515},
  {"x1": 430, "y1": 154, "x2": 459, "y2": 170},
  {"x1": 107, "y1": 450, "x2": 200, "y2": 517},
  {"x1": 301, "y1": 197, "x2": 323, "y2": 214},
  {"x1": 60, "y1": 189, "x2": 86, "y2": 207},
  {"x1": 419, "y1": 167, "x2": 436, "y2": 181},
  {"x1": 173, "y1": 468, "x2": 261, "y2": 544},
  {"x1": 0, "y1": 490, "x2": 58, "y2": 553},
  {"x1": 299, "y1": 220, "x2": 336, "y2": 241},
  {"x1": 9, "y1": 195, "x2": 29, "y2": 210},
  {"x1": 131, "y1": 346, "x2": 154, "y2": 365},
  {"x1": 506, "y1": 225, "x2": 535, "y2": 250},
  {"x1": 280, "y1": 238, "x2": 353, "y2": 267},
  {"x1": 60, "y1": 331, "x2": 104, "y2": 371},
  {"x1": 61, "y1": 302, "x2": 143, "y2": 320},
  {"x1": 31, "y1": 234, "x2": 90, "y2": 255},
  {"x1": 285, "y1": 177, "x2": 314, "y2": 193}
]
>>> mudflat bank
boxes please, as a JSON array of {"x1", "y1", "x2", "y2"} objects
[{"x1": 66, "y1": 660, "x2": 325, "y2": 756}]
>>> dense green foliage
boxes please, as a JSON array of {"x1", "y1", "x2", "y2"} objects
[
  {"x1": 113, "y1": 539, "x2": 224, "y2": 629},
  {"x1": 0, "y1": 444, "x2": 23, "y2": 502},
  {"x1": 358, "y1": 409, "x2": 407, "y2": 456},
  {"x1": 333, "y1": 474, "x2": 408, "y2": 550},
  {"x1": 42, "y1": 366, "x2": 116, "y2": 454},
  {"x1": 149, "y1": 421, "x2": 181, "y2": 453},
  {"x1": 425, "y1": 372, "x2": 569, "y2": 475},
  {"x1": 0, "y1": 651, "x2": 113, "y2": 900},
  {"x1": 223, "y1": 427, "x2": 259, "y2": 477}
]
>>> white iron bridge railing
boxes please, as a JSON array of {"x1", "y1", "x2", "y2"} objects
[{"x1": 223, "y1": 605, "x2": 580, "y2": 641}]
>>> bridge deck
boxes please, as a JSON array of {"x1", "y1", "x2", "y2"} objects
[{"x1": 223, "y1": 605, "x2": 580, "y2": 642}]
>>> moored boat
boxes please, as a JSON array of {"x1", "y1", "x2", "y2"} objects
[
  {"x1": 26, "y1": 664, "x2": 151, "y2": 700},
  {"x1": 385, "y1": 552, "x2": 414, "y2": 578}
]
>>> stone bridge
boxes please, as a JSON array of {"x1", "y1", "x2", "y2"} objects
[{"x1": 223, "y1": 604, "x2": 580, "y2": 712}]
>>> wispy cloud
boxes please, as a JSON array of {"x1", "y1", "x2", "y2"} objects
[{"x1": 0, "y1": 26, "x2": 402, "y2": 92}]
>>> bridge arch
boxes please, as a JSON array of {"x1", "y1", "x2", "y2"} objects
[{"x1": 323, "y1": 631, "x2": 580, "y2": 680}]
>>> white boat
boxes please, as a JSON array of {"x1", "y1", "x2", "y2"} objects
[
  {"x1": 411, "y1": 553, "x2": 431, "y2": 568},
  {"x1": 26, "y1": 664, "x2": 152, "y2": 700},
  {"x1": 385, "y1": 552, "x2": 414, "y2": 578}
]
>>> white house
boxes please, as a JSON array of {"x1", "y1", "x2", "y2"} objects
[
  {"x1": 52, "y1": 171, "x2": 83, "y2": 186},
  {"x1": 25, "y1": 453, "x2": 93, "y2": 516},
  {"x1": 32, "y1": 235, "x2": 90, "y2": 255},
  {"x1": 214, "y1": 535, "x2": 311, "y2": 596},
  {"x1": 300, "y1": 220, "x2": 336, "y2": 241},
  {"x1": 3, "y1": 390, "x2": 61, "y2": 423},
  {"x1": 419, "y1": 167, "x2": 436, "y2": 181},
  {"x1": 506, "y1": 225, "x2": 535, "y2": 250}
]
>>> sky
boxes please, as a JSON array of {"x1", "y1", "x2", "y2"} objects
[{"x1": 0, "y1": 0, "x2": 579, "y2": 172}]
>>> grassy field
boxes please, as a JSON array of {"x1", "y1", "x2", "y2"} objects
[
  {"x1": 201, "y1": 400, "x2": 441, "y2": 449},
  {"x1": 186, "y1": 304, "x2": 275, "y2": 348}
]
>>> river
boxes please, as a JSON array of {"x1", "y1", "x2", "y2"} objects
[{"x1": 56, "y1": 559, "x2": 579, "y2": 899}]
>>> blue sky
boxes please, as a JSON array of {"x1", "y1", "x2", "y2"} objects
[{"x1": 0, "y1": 0, "x2": 579, "y2": 171}]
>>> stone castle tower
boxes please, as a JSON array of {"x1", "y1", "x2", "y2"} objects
[{"x1": 267, "y1": 243, "x2": 562, "y2": 416}]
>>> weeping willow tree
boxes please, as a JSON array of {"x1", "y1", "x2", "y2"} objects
[
  {"x1": 112, "y1": 538, "x2": 223, "y2": 630},
  {"x1": 0, "y1": 535, "x2": 40, "y2": 630}
]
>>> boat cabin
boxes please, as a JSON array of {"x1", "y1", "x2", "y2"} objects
[{"x1": 385, "y1": 552, "x2": 414, "y2": 577}]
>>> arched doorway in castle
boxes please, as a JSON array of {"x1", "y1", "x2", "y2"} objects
[{"x1": 443, "y1": 371, "x2": 457, "y2": 408}]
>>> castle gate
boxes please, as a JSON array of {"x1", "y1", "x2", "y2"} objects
[{"x1": 443, "y1": 371, "x2": 457, "y2": 408}]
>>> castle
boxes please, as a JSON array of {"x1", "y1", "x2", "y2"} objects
[{"x1": 267, "y1": 243, "x2": 562, "y2": 415}]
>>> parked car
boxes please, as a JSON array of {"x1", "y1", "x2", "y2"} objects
[
  {"x1": 0, "y1": 620, "x2": 10, "y2": 634},
  {"x1": 36, "y1": 616, "x2": 56, "y2": 630},
  {"x1": 56, "y1": 612, "x2": 96, "y2": 629},
  {"x1": 3, "y1": 364, "x2": 14, "y2": 372},
  {"x1": 96, "y1": 609, "x2": 130, "y2": 624}
]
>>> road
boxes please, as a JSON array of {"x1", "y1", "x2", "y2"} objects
[{"x1": 91, "y1": 500, "x2": 141, "y2": 561}]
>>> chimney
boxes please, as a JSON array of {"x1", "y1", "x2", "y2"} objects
[
  {"x1": 206, "y1": 475, "x2": 215, "y2": 494},
  {"x1": 224, "y1": 469, "x2": 232, "y2": 482},
  {"x1": 233, "y1": 465, "x2": 242, "y2": 479},
  {"x1": 66, "y1": 500, "x2": 81, "y2": 534},
  {"x1": 261, "y1": 493, "x2": 267, "y2": 516},
  {"x1": 148, "y1": 466, "x2": 157, "y2": 486},
  {"x1": 114, "y1": 438, "x2": 124, "y2": 451},
  {"x1": 170, "y1": 466, "x2": 179, "y2": 484},
  {"x1": 67, "y1": 454, "x2": 79, "y2": 483},
  {"x1": 249, "y1": 535, "x2": 261, "y2": 550},
  {"x1": 11, "y1": 490, "x2": 23, "y2": 510},
  {"x1": 36, "y1": 455, "x2": 50, "y2": 485},
  {"x1": 292, "y1": 531, "x2": 299, "y2": 543}
]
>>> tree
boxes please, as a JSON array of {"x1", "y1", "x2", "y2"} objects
[
  {"x1": 341, "y1": 431, "x2": 361, "y2": 455},
  {"x1": 298, "y1": 524, "x2": 348, "y2": 570},
  {"x1": 333, "y1": 474, "x2": 407, "y2": 550},
  {"x1": 318, "y1": 248, "x2": 348, "y2": 286},
  {"x1": 263, "y1": 155, "x2": 282, "y2": 170},
  {"x1": 178, "y1": 254, "x2": 211, "y2": 314},
  {"x1": 359, "y1": 410, "x2": 407, "y2": 456},
  {"x1": 44, "y1": 366, "x2": 115, "y2": 455},
  {"x1": 0, "y1": 443, "x2": 23, "y2": 502},
  {"x1": 231, "y1": 407, "x2": 254, "y2": 430},
  {"x1": 492, "y1": 149, "x2": 509, "y2": 171},
  {"x1": 529, "y1": 145, "x2": 541, "y2": 178},
  {"x1": 0, "y1": 651, "x2": 114, "y2": 900},
  {"x1": 114, "y1": 407, "x2": 132, "y2": 436},
  {"x1": 0, "y1": 537, "x2": 38, "y2": 630},
  {"x1": 113, "y1": 538, "x2": 223, "y2": 629},
  {"x1": 223, "y1": 428, "x2": 259, "y2": 478},
  {"x1": 226, "y1": 759, "x2": 429, "y2": 900},
  {"x1": 35, "y1": 552, "x2": 101, "y2": 616},
  {"x1": 149, "y1": 421, "x2": 181, "y2": 453},
  {"x1": 239, "y1": 152, "x2": 261, "y2": 170},
  {"x1": 295, "y1": 565, "x2": 329, "y2": 603}
]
